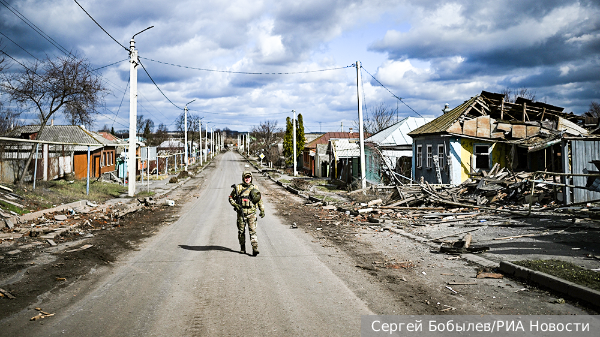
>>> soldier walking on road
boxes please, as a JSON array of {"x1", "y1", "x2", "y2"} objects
[{"x1": 229, "y1": 171, "x2": 265, "y2": 256}]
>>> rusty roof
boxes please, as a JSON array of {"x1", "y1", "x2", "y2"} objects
[{"x1": 305, "y1": 132, "x2": 361, "y2": 149}]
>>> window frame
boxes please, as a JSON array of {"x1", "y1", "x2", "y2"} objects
[
  {"x1": 416, "y1": 145, "x2": 422, "y2": 168},
  {"x1": 437, "y1": 144, "x2": 445, "y2": 169},
  {"x1": 473, "y1": 144, "x2": 491, "y2": 170},
  {"x1": 426, "y1": 145, "x2": 433, "y2": 168}
]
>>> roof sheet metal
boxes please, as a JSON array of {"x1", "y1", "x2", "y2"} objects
[
  {"x1": 332, "y1": 139, "x2": 360, "y2": 158},
  {"x1": 306, "y1": 132, "x2": 360, "y2": 149},
  {"x1": 367, "y1": 117, "x2": 434, "y2": 145},
  {"x1": 408, "y1": 95, "x2": 479, "y2": 136},
  {"x1": 7, "y1": 125, "x2": 108, "y2": 147}
]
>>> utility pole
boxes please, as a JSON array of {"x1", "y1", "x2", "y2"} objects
[
  {"x1": 292, "y1": 110, "x2": 297, "y2": 176},
  {"x1": 184, "y1": 99, "x2": 195, "y2": 171},
  {"x1": 356, "y1": 61, "x2": 366, "y2": 189},
  {"x1": 210, "y1": 127, "x2": 213, "y2": 158},
  {"x1": 205, "y1": 123, "x2": 209, "y2": 161},
  {"x1": 247, "y1": 132, "x2": 249, "y2": 156},
  {"x1": 127, "y1": 26, "x2": 153, "y2": 197},
  {"x1": 198, "y1": 119, "x2": 202, "y2": 165}
]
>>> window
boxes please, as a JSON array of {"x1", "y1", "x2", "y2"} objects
[
  {"x1": 474, "y1": 144, "x2": 491, "y2": 170},
  {"x1": 416, "y1": 145, "x2": 422, "y2": 168},
  {"x1": 437, "y1": 144, "x2": 445, "y2": 169},
  {"x1": 426, "y1": 145, "x2": 432, "y2": 168}
]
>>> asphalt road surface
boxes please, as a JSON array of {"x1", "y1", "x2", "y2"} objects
[{"x1": 6, "y1": 151, "x2": 373, "y2": 336}]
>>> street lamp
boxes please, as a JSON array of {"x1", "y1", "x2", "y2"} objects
[
  {"x1": 184, "y1": 99, "x2": 196, "y2": 171},
  {"x1": 128, "y1": 26, "x2": 154, "y2": 197}
]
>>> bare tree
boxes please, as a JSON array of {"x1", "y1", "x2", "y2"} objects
[
  {"x1": 501, "y1": 87, "x2": 537, "y2": 103},
  {"x1": 251, "y1": 120, "x2": 282, "y2": 163},
  {"x1": 155, "y1": 123, "x2": 169, "y2": 146},
  {"x1": 362, "y1": 103, "x2": 396, "y2": 135},
  {"x1": 585, "y1": 101, "x2": 600, "y2": 118},
  {"x1": 0, "y1": 102, "x2": 22, "y2": 135},
  {"x1": 1, "y1": 54, "x2": 106, "y2": 184}
]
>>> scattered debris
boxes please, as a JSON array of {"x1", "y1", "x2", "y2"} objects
[
  {"x1": 477, "y1": 272, "x2": 504, "y2": 279},
  {"x1": 0, "y1": 288, "x2": 16, "y2": 299},
  {"x1": 445, "y1": 286, "x2": 458, "y2": 294},
  {"x1": 65, "y1": 244, "x2": 93, "y2": 253}
]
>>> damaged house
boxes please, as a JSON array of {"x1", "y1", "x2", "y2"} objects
[
  {"x1": 364, "y1": 117, "x2": 434, "y2": 185},
  {"x1": 408, "y1": 91, "x2": 598, "y2": 203}
]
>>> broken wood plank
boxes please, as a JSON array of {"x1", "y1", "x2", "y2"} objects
[
  {"x1": 448, "y1": 282, "x2": 477, "y2": 285},
  {"x1": 0, "y1": 288, "x2": 16, "y2": 299},
  {"x1": 477, "y1": 272, "x2": 503, "y2": 279},
  {"x1": 430, "y1": 228, "x2": 482, "y2": 242},
  {"x1": 0, "y1": 184, "x2": 13, "y2": 193},
  {"x1": 493, "y1": 233, "x2": 537, "y2": 240}
]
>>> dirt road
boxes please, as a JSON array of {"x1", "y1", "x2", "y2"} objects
[
  {"x1": 2, "y1": 151, "x2": 377, "y2": 336},
  {"x1": 1, "y1": 151, "x2": 596, "y2": 336}
]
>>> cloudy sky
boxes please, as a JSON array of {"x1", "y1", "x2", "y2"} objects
[{"x1": 1, "y1": 0, "x2": 599, "y2": 133}]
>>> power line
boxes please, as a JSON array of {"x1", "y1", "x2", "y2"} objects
[
  {"x1": 0, "y1": 0, "x2": 71, "y2": 56},
  {"x1": 73, "y1": 0, "x2": 129, "y2": 52},
  {"x1": 0, "y1": 30, "x2": 39, "y2": 60},
  {"x1": 92, "y1": 58, "x2": 128, "y2": 72},
  {"x1": 139, "y1": 56, "x2": 353, "y2": 75},
  {"x1": 137, "y1": 58, "x2": 183, "y2": 110},
  {"x1": 360, "y1": 65, "x2": 423, "y2": 118}
]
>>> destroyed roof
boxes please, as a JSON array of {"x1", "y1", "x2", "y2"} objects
[
  {"x1": 408, "y1": 91, "x2": 583, "y2": 137},
  {"x1": 331, "y1": 139, "x2": 360, "y2": 158},
  {"x1": 366, "y1": 117, "x2": 434, "y2": 146},
  {"x1": 407, "y1": 96, "x2": 479, "y2": 136}
]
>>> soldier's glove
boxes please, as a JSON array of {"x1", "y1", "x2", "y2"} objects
[
  {"x1": 259, "y1": 210, "x2": 265, "y2": 218},
  {"x1": 232, "y1": 203, "x2": 241, "y2": 212}
]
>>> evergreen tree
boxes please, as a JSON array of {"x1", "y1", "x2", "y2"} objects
[
  {"x1": 296, "y1": 113, "x2": 306, "y2": 156},
  {"x1": 110, "y1": 126, "x2": 115, "y2": 135},
  {"x1": 283, "y1": 117, "x2": 293, "y2": 166}
]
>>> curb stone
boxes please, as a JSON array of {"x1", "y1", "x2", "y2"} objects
[{"x1": 499, "y1": 261, "x2": 600, "y2": 308}]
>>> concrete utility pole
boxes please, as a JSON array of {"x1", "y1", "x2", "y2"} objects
[
  {"x1": 184, "y1": 99, "x2": 195, "y2": 171},
  {"x1": 198, "y1": 119, "x2": 203, "y2": 165},
  {"x1": 128, "y1": 26, "x2": 153, "y2": 197},
  {"x1": 247, "y1": 132, "x2": 249, "y2": 156},
  {"x1": 292, "y1": 110, "x2": 297, "y2": 176},
  {"x1": 210, "y1": 128, "x2": 213, "y2": 158},
  {"x1": 356, "y1": 61, "x2": 366, "y2": 189},
  {"x1": 205, "y1": 123, "x2": 208, "y2": 161}
]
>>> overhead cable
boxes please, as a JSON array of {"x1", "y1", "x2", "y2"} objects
[
  {"x1": 360, "y1": 65, "x2": 423, "y2": 118},
  {"x1": 92, "y1": 58, "x2": 128, "y2": 72},
  {"x1": 0, "y1": 30, "x2": 39, "y2": 60},
  {"x1": 73, "y1": 0, "x2": 129, "y2": 52},
  {"x1": 137, "y1": 58, "x2": 183, "y2": 110},
  {"x1": 139, "y1": 56, "x2": 353, "y2": 75},
  {"x1": 0, "y1": 0, "x2": 71, "y2": 56}
]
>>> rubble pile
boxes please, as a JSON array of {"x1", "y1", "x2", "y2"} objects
[{"x1": 0, "y1": 199, "x2": 152, "y2": 254}]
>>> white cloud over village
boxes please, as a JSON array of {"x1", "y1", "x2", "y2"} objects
[{"x1": 1, "y1": 0, "x2": 598, "y2": 132}]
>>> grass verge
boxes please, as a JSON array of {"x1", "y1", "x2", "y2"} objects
[{"x1": 513, "y1": 259, "x2": 600, "y2": 292}]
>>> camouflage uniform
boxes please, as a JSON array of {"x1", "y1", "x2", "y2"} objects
[{"x1": 229, "y1": 171, "x2": 265, "y2": 255}]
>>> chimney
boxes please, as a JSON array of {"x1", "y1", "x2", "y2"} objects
[
  {"x1": 81, "y1": 125, "x2": 85, "y2": 130},
  {"x1": 51, "y1": 119, "x2": 54, "y2": 126},
  {"x1": 442, "y1": 103, "x2": 451, "y2": 114},
  {"x1": 349, "y1": 127, "x2": 353, "y2": 134}
]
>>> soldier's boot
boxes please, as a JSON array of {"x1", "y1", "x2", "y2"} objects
[
  {"x1": 240, "y1": 244, "x2": 246, "y2": 254},
  {"x1": 252, "y1": 245, "x2": 259, "y2": 256}
]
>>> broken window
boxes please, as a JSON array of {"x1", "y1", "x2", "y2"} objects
[
  {"x1": 474, "y1": 144, "x2": 491, "y2": 170},
  {"x1": 426, "y1": 145, "x2": 432, "y2": 168},
  {"x1": 416, "y1": 145, "x2": 422, "y2": 168},
  {"x1": 437, "y1": 144, "x2": 444, "y2": 169}
]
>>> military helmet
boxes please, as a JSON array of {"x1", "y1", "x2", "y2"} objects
[
  {"x1": 249, "y1": 188, "x2": 261, "y2": 203},
  {"x1": 242, "y1": 170, "x2": 252, "y2": 182}
]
